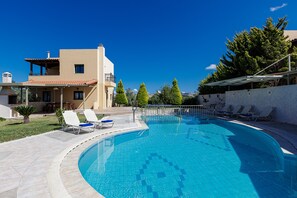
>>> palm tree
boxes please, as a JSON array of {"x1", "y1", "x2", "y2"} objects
[{"x1": 14, "y1": 105, "x2": 36, "y2": 123}]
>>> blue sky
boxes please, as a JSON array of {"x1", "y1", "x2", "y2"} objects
[{"x1": 0, "y1": 0, "x2": 296, "y2": 93}]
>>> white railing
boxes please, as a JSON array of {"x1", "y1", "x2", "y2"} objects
[{"x1": 142, "y1": 105, "x2": 215, "y2": 121}]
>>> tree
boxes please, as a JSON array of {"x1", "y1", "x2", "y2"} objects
[
  {"x1": 14, "y1": 105, "x2": 36, "y2": 123},
  {"x1": 149, "y1": 92, "x2": 162, "y2": 104},
  {"x1": 114, "y1": 80, "x2": 128, "y2": 106},
  {"x1": 159, "y1": 85, "x2": 172, "y2": 104},
  {"x1": 136, "y1": 83, "x2": 149, "y2": 107},
  {"x1": 199, "y1": 17, "x2": 297, "y2": 94},
  {"x1": 126, "y1": 88, "x2": 137, "y2": 106},
  {"x1": 170, "y1": 78, "x2": 182, "y2": 105}
]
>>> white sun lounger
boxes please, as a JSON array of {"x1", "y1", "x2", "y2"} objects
[
  {"x1": 83, "y1": 109, "x2": 114, "y2": 128},
  {"x1": 239, "y1": 106, "x2": 275, "y2": 121},
  {"x1": 215, "y1": 105, "x2": 232, "y2": 116},
  {"x1": 234, "y1": 105, "x2": 253, "y2": 117},
  {"x1": 62, "y1": 110, "x2": 95, "y2": 134},
  {"x1": 225, "y1": 105, "x2": 243, "y2": 117}
]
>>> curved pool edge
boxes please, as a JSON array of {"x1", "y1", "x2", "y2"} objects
[
  {"x1": 227, "y1": 119, "x2": 296, "y2": 155},
  {"x1": 46, "y1": 117, "x2": 148, "y2": 198},
  {"x1": 47, "y1": 117, "x2": 295, "y2": 198}
]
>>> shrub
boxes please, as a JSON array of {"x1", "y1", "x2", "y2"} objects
[
  {"x1": 115, "y1": 80, "x2": 128, "y2": 106},
  {"x1": 170, "y1": 78, "x2": 182, "y2": 105},
  {"x1": 136, "y1": 83, "x2": 149, "y2": 107},
  {"x1": 14, "y1": 105, "x2": 36, "y2": 124},
  {"x1": 0, "y1": 117, "x2": 6, "y2": 122},
  {"x1": 55, "y1": 108, "x2": 65, "y2": 125}
]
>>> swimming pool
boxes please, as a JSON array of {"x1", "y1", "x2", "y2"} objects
[{"x1": 79, "y1": 116, "x2": 297, "y2": 197}]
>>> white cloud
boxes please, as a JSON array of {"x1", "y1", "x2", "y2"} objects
[
  {"x1": 270, "y1": 3, "x2": 287, "y2": 12},
  {"x1": 205, "y1": 64, "x2": 217, "y2": 70}
]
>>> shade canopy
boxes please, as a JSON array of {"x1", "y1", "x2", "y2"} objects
[{"x1": 205, "y1": 75, "x2": 283, "y2": 86}]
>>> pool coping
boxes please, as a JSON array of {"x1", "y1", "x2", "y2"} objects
[
  {"x1": 48, "y1": 116, "x2": 296, "y2": 198},
  {"x1": 47, "y1": 117, "x2": 148, "y2": 198}
]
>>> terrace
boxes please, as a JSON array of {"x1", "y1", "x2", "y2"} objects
[{"x1": 0, "y1": 109, "x2": 297, "y2": 197}]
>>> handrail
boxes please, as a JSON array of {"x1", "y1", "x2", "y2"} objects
[{"x1": 253, "y1": 54, "x2": 291, "y2": 76}]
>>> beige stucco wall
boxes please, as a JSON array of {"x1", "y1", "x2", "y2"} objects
[
  {"x1": 59, "y1": 49, "x2": 98, "y2": 80},
  {"x1": 27, "y1": 45, "x2": 115, "y2": 110},
  {"x1": 104, "y1": 57, "x2": 114, "y2": 75}
]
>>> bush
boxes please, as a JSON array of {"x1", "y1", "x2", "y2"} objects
[
  {"x1": 136, "y1": 83, "x2": 149, "y2": 107},
  {"x1": 0, "y1": 117, "x2": 6, "y2": 122},
  {"x1": 55, "y1": 108, "x2": 65, "y2": 125},
  {"x1": 170, "y1": 78, "x2": 182, "y2": 105},
  {"x1": 14, "y1": 105, "x2": 36, "y2": 123},
  {"x1": 115, "y1": 80, "x2": 128, "y2": 106}
]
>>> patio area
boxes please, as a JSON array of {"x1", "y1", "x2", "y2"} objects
[{"x1": 0, "y1": 113, "x2": 297, "y2": 197}]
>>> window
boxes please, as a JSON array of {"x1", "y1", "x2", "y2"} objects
[
  {"x1": 75, "y1": 64, "x2": 84, "y2": 73},
  {"x1": 74, "y1": 91, "x2": 83, "y2": 100},
  {"x1": 8, "y1": 95, "x2": 17, "y2": 104},
  {"x1": 42, "y1": 91, "x2": 51, "y2": 102}
]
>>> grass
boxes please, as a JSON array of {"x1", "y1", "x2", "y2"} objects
[{"x1": 0, "y1": 113, "x2": 102, "y2": 143}]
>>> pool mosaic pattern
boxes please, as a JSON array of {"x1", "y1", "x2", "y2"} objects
[{"x1": 79, "y1": 116, "x2": 297, "y2": 197}]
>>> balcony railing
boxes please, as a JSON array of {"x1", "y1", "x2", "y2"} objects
[
  {"x1": 105, "y1": 73, "x2": 116, "y2": 83},
  {"x1": 29, "y1": 73, "x2": 59, "y2": 76}
]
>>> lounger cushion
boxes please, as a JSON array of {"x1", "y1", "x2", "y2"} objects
[
  {"x1": 101, "y1": 120, "x2": 113, "y2": 123},
  {"x1": 79, "y1": 123, "x2": 93, "y2": 127}
]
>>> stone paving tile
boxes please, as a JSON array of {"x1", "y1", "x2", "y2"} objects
[
  {"x1": 1, "y1": 113, "x2": 297, "y2": 197},
  {"x1": 0, "y1": 151, "x2": 12, "y2": 161},
  {"x1": 0, "y1": 114, "x2": 141, "y2": 197},
  {"x1": 0, "y1": 187, "x2": 18, "y2": 198}
]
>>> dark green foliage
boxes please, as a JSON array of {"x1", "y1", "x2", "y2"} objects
[
  {"x1": 170, "y1": 79, "x2": 182, "y2": 105},
  {"x1": 126, "y1": 88, "x2": 136, "y2": 106},
  {"x1": 14, "y1": 105, "x2": 36, "y2": 123},
  {"x1": 0, "y1": 117, "x2": 6, "y2": 122},
  {"x1": 115, "y1": 80, "x2": 128, "y2": 106},
  {"x1": 55, "y1": 108, "x2": 64, "y2": 125},
  {"x1": 136, "y1": 83, "x2": 149, "y2": 107},
  {"x1": 182, "y1": 95, "x2": 198, "y2": 105},
  {"x1": 159, "y1": 85, "x2": 172, "y2": 104},
  {"x1": 148, "y1": 93, "x2": 162, "y2": 104},
  {"x1": 199, "y1": 17, "x2": 297, "y2": 94}
]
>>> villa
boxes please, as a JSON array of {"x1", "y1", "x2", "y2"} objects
[{"x1": 0, "y1": 44, "x2": 116, "y2": 117}]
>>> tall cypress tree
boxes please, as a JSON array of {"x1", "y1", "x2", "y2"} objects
[
  {"x1": 136, "y1": 83, "x2": 149, "y2": 107},
  {"x1": 114, "y1": 80, "x2": 128, "y2": 106},
  {"x1": 170, "y1": 78, "x2": 182, "y2": 105}
]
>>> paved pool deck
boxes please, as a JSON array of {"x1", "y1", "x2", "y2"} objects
[
  {"x1": 0, "y1": 114, "x2": 146, "y2": 198},
  {"x1": 0, "y1": 114, "x2": 297, "y2": 198}
]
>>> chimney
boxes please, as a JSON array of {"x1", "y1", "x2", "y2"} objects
[
  {"x1": 47, "y1": 51, "x2": 50, "y2": 59},
  {"x1": 2, "y1": 72, "x2": 12, "y2": 83}
]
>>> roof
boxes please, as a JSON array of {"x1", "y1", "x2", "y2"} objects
[
  {"x1": 205, "y1": 75, "x2": 283, "y2": 86},
  {"x1": 25, "y1": 58, "x2": 59, "y2": 67},
  {"x1": 21, "y1": 79, "x2": 97, "y2": 87}
]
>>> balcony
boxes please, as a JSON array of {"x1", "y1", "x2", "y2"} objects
[{"x1": 105, "y1": 73, "x2": 116, "y2": 87}]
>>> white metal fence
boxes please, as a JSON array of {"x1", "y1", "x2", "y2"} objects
[{"x1": 142, "y1": 105, "x2": 215, "y2": 121}]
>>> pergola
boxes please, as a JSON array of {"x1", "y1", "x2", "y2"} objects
[
  {"x1": 205, "y1": 75, "x2": 283, "y2": 87},
  {"x1": 0, "y1": 80, "x2": 96, "y2": 109},
  {"x1": 205, "y1": 54, "x2": 296, "y2": 88},
  {"x1": 25, "y1": 58, "x2": 60, "y2": 75}
]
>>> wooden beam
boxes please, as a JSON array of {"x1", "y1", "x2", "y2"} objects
[
  {"x1": 83, "y1": 87, "x2": 85, "y2": 110},
  {"x1": 60, "y1": 88, "x2": 63, "y2": 109},
  {"x1": 30, "y1": 63, "x2": 33, "y2": 75},
  {"x1": 25, "y1": 87, "x2": 29, "y2": 106}
]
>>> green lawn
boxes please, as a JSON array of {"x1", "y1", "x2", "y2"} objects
[{"x1": 0, "y1": 114, "x2": 98, "y2": 143}]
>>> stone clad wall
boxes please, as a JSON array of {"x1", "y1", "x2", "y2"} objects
[
  {"x1": 198, "y1": 93, "x2": 225, "y2": 108},
  {"x1": 225, "y1": 84, "x2": 297, "y2": 125}
]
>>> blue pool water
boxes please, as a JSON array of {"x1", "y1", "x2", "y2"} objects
[{"x1": 79, "y1": 116, "x2": 297, "y2": 197}]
